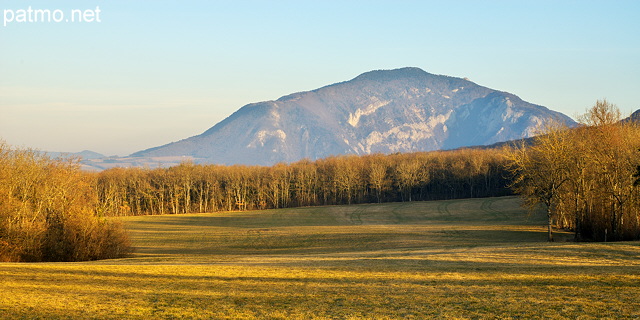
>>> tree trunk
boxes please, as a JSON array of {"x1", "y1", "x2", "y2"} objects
[{"x1": 547, "y1": 206, "x2": 554, "y2": 242}]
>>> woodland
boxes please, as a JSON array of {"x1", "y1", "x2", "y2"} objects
[
  {"x1": 508, "y1": 100, "x2": 640, "y2": 242},
  {"x1": 0, "y1": 143, "x2": 130, "y2": 262}
]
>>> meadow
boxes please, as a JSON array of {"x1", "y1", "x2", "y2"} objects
[{"x1": 1, "y1": 196, "x2": 639, "y2": 319}]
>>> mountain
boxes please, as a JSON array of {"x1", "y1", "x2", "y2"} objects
[
  {"x1": 623, "y1": 109, "x2": 640, "y2": 123},
  {"x1": 132, "y1": 67, "x2": 576, "y2": 166}
]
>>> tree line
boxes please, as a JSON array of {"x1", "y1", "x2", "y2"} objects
[
  {"x1": 3, "y1": 100, "x2": 639, "y2": 262},
  {"x1": 0, "y1": 142, "x2": 131, "y2": 262},
  {"x1": 507, "y1": 100, "x2": 640, "y2": 241},
  {"x1": 95, "y1": 149, "x2": 512, "y2": 217}
]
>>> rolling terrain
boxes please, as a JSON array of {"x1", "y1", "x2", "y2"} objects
[{"x1": 1, "y1": 197, "x2": 639, "y2": 318}]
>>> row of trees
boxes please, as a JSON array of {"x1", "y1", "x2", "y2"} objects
[
  {"x1": 508, "y1": 100, "x2": 640, "y2": 241},
  {"x1": 95, "y1": 149, "x2": 512, "y2": 217},
  {"x1": 3, "y1": 99, "x2": 638, "y2": 262},
  {"x1": 0, "y1": 142, "x2": 131, "y2": 262}
]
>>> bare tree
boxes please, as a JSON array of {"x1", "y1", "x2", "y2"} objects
[{"x1": 506, "y1": 121, "x2": 571, "y2": 241}]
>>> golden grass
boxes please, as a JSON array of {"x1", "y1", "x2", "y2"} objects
[{"x1": 1, "y1": 196, "x2": 639, "y2": 319}]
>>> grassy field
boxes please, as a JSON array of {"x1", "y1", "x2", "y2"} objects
[{"x1": 1, "y1": 196, "x2": 639, "y2": 319}]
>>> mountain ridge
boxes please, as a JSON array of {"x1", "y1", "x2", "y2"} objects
[{"x1": 132, "y1": 67, "x2": 576, "y2": 165}]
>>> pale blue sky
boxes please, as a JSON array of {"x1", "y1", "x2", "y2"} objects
[{"x1": 1, "y1": 0, "x2": 639, "y2": 155}]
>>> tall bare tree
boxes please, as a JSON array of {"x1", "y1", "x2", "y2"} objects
[{"x1": 507, "y1": 121, "x2": 571, "y2": 241}]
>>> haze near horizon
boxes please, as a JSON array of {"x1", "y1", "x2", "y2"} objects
[{"x1": 1, "y1": 0, "x2": 638, "y2": 156}]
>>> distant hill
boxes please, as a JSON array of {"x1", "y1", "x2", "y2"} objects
[
  {"x1": 39, "y1": 150, "x2": 187, "y2": 171},
  {"x1": 132, "y1": 67, "x2": 576, "y2": 166},
  {"x1": 45, "y1": 150, "x2": 105, "y2": 160}
]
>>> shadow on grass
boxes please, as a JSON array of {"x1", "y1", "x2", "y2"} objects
[{"x1": 128, "y1": 228, "x2": 575, "y2": 259}]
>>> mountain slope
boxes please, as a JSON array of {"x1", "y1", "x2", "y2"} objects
[
  {"x1": 623, "y1": 109, "x2": 640, "y2": 123},
  {"x1": 133, "y1": 67, "x2": 575, "y2": 165}
]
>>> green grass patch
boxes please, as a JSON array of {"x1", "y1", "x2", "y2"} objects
[{"x1": 1, "y1": 196, "x2": 639, "y2": 319}]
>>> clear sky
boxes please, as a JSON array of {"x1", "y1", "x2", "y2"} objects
[{"x1": 1, "y1": 0, "x2": 639, "y2": 156}]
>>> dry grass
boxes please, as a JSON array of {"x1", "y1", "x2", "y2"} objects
[{"x1": 1, "y1": 196, "x2": 639, "y2": 319}]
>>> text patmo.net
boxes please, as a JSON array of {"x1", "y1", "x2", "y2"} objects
[{"x1": 4, "y1": 6, "x2": 101, "y2": 27}]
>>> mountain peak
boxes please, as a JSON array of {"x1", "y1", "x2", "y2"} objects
[
  {"x1": 132, "y1": 68, "x2": 576, "y2": 166},
  {"x1": 353, "y1": 67, "x2": 430, "y2": 81}
]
